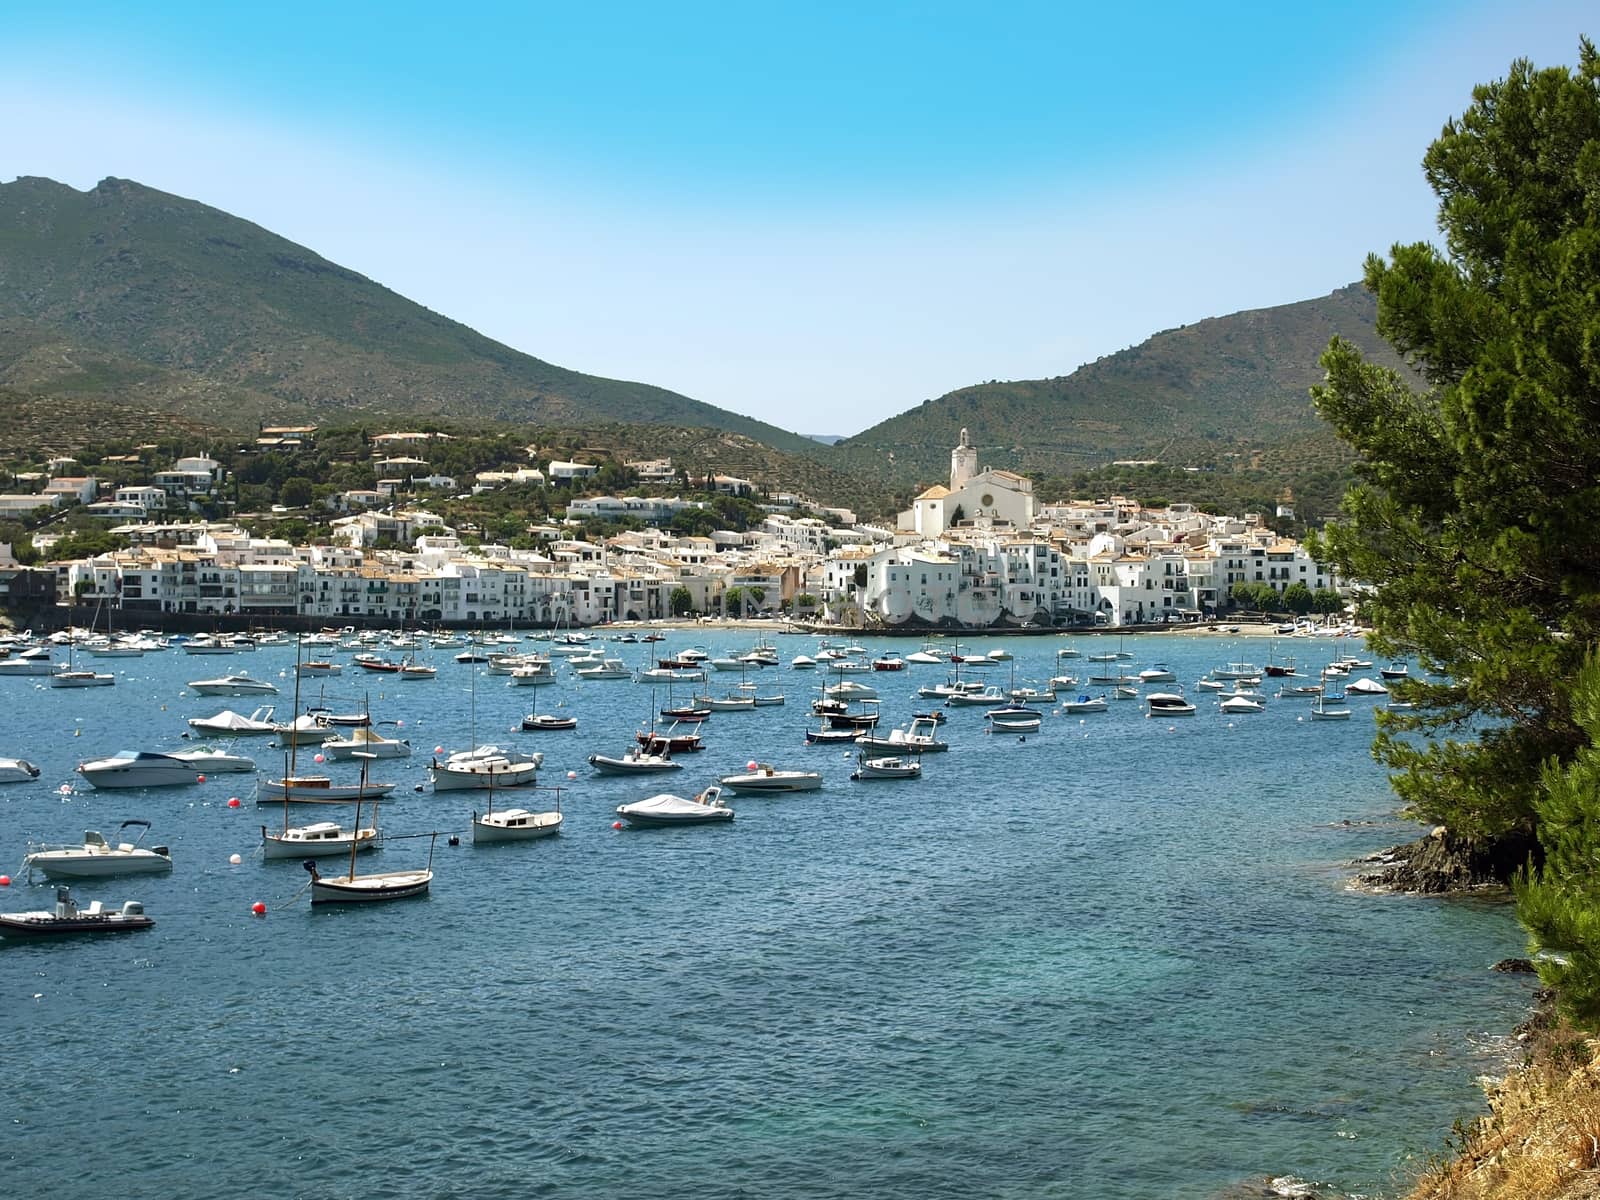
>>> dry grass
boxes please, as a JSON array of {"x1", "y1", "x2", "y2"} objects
[{"x1": 1408, "y1": 1016, "x2": 1600, "y2": 1200}]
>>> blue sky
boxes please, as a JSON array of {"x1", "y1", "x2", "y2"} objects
[{"x1": 1, "y1": 2, "x2": 1593, "y2": 435}]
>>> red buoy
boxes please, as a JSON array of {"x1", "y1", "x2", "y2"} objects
[
  {"x1": 197, "y1": 774, "x2": 206, "y2": 783},
  {"x1": 0, "y1": 875, "x2": 10, "y2": 887},
  {"x1": 251, "y1": 901, "x2": 267, "y2": 916},
  {"x1": 227, "y1": 797, "x2": 241, "y2": 808},
  {"x1": 612, "y1": 820, "x2": 623, "y2": 830}
]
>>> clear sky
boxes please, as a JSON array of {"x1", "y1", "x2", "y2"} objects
[{"x1": 1, "y1": 2, "x2": 1592, "y2": 436}]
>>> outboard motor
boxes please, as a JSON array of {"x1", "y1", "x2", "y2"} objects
[{"x1": 152, "y1": 845, "x2": 170, "y2": 858}]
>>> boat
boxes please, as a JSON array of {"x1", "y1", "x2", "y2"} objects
[
  {"x1": 1061, "y1": 694, "x2": 1108, "y2": 714},
  {"x1": 987, "y1": 706, "x2": 1043, "y2": 732},
  {"x1": 188, "y1": 672, "x2": 279, "y2": 697},
  {"x1": 1008, "y1": 686, "x2": 1057, "y2": 703},
  {"x1": 985, "y1": 648, "x2": 1013, "y2": 662},
  {"x1": 587, "y1": 748, "x2": 683, "y2": 775},
  {"x1": 23, "y1": 821, "x2": 173, "y2": 879},
  {"x1": 636, "y1": 723, "x2": 704, "y2": 754},
  {"x1": 856, "y1": 715, "x2": 950, "y2": 754},
  {"x1": 615, "y1": 785, "x2": 734, "y2": 827},
  {"x1": 851, "y1": 753, "x2": 922, "y2": 780},
  {"x1": 660, "y1": 702, "x2": 710, "y2": 722},
  {"x1": 737, "y1": 682, "x2": 785, "y2": 706},
  {"x1": 1379, "y1": 662, "x2": 1411, "y2": 680},
  {"x1": 520, "y1": 713, "x2": 578, "y2": 731},
  {"x1": 321, "y1": 727, "x2": 413, "y2": 759},
  {"x1": 76, "y1": 750, "x2": 200, "y2": 789},
  {"x1": 398, "y1": 661, "x2": 437, "y2": 680},
  {"x1": 0, "y1": 756, "x2": 41, "y2": 782},
  {"x1": 1219, "y1": 695, "x2": 1265, "y2": 715},
  {"x1": 0, "y1": 888, "x2": 154, "y2": 938},
  {"x1": 0, "y1": 647, "x2": 59, "y2": 675},
  {"x1": 181, "y1": 633, "x2": 237, "y2": 654},
  {"x1": 471, "y1": 799, "x2": 564, "y2": 844},
  {"x1": 431, "y1": 746, "x2": 544, "y2": 790},
  {"x1": 945, "y1": 686, "x2": 1008, "y2": 707},
  {"x1": 637, "y1": 666, "x2": 706, "y2": 683},
  {"x1": 301, "y1": 759, "x2": 434, "y2": 903},
  {"x1": 917, "y1": 679, "x2": 988, "y2": 700},
  {"x1": 49, "y1": 666, "x2": 118, "y2": 688},
  {"x1": 508, "y1": 661, "x2": 555, "y2": 686},
  {"x1": 1275, "y1": 683, "x2": 1323, "y2": 699},
  {"x1": 823, "y1": 679, "x2": 878, "y2": 701},
  {"x1": 297, "y1": 660, "x2": 344, "y2": 677},
  {"x1": 701, "y1": 693, "x2": 756, "y2": 712},
  {"x1": 1213, "y1": 661, "x2": 1263, "y2": 680},
  {"x1": 790, "y1": 654, "x2": 818, "y2": 669},
  {"x1": 1146, "y1": 691, "x2": 1197, "y2": 717},
  {"x1": 188, "y1": 705, "x2": 278, "y2": 735},
  {"x1": 257, "y1": 774, "x2": 400, "y2": 803},
  {"x1": 1310, "y1": 694, "x2": 1352, "y2": 720},
  {"x1": 260, "y1": 819, "x2": 379, "y2": 860},
  {"x1": 170, "y1": 747, "x2": 256, "y2": 773},
  {"x1": 574, "y1": 658, "x2": 631, "y2": 680},
  {"x1": 1138, "y1": 666, "x2": 1176, "y2": 684},
  {"x1": 1346, "y1": 677, "x2": 1390, "y2": 696},
  {"x1": 718, "y1": 764, "x2": 823, "y2": 794}
]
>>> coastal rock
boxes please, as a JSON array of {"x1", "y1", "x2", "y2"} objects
[
  {"x1": 1491, "y1": 957, "x2": 1537, "y2": 974},
  {"x1": 1351, "y1": 826, "x2": 1538, "y2": 895}
]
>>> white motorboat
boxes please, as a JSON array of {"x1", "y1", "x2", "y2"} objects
[
  {"x1": 1213, "y1": 661, "x2": 1263, "y2": 680},
  {"x1": 260, "y1": 819, "x2": 379, "y2": 859},
  {"x1": 189, "y1": 672, "x2": 279, "y2": 697},
  {"x1": 471, "y1": 802, "x2": 563, "y2": 844},
  {"x1": 1138, "y1": 665, "x2": 1177, "y2": 683},
  {"x1": 321, "y1": 727, "x2": 413, "y2": 759},
  {"x1": 1062, "y1": 694, "x2": 1108, "y2": 714},
  {"x1": 588, "y1": 748, "x2": 684, "y2": 775},
  {"x1": 1347, "y1": 677, "x2": 1390, "y2": 696},
  {"x1": 903, "y1": 650, "x2": 944, "y2": 665},
  {"x1": 0, "y1": 647, "x2": 59, "y2": 675},
  {"x1": 398, "y1": 662, "x2": 437, "y2": 681},
  {"x1": 718, "y1": 764, "x2": 823, "y2": 794},
  {"x1": 0, "y1": 756, "x2": 41, "y2": 783},
  {"x1": 1146, "y1": 691, "x2": 1198, "y2": 717},
  {"x1": 296, "y1": 660, "x2": 344, "y2": 677},
  {"x1": 82, "y1": 638, "x2": 144, "y2": 658},
  {"x1": 574, "y1": 658, "x2": 631, "y2": 680},
  {"x1": 23, "y1": 821, "x2": 173, "y2": 879},
  {"x1": 824, "y1": 680, "x2": 879, "y2": 701},
  {"x1": 0, "y1": 888, "x2": 154, "y2": 938},
  {"x1": 1218, "y1": 696, "x2": 1265, "y2": 715},
  {"x1": 170, "y1": 747, "x2": 257, "y2": 773},
  {"x1": 637, "y1": 667, "x2": 706, "y2": 683},
  {"x1": 988, "y1": 707, "x2": 1043, "y2": 732},
  {"x1": 790, "y1": 655, "x2": 818, "y2": 669},
  {"x1": 945, "y1": 686, "x2": 1007, "y2": 707},
  {"x1": 430, "y1": 746, "x2": 543, "y2": 790},
  {"x1": 507, "y1": 662, "x2": 556, "y2": 686},
  {"x1": 49, "y1": 669, "x2": 116, "y2": 688},
  {"x1": 77, "y1": 750, "x2": 201, "y2": 789},
  {"x1": 1194, "y1": 678, "x2": 1225, "y2": 692},
  {"x1": 274, "y1": 712, "x2": 338, "y2": 746},
  {"x1": 616, "y1": 785, "x2": 734, "y2": 827},
  {"x1": 851, "y1": 754, "x2": 922, "y2": 780},
  {"x1": 1008, "y1": 686, "x2": 1057, "y2": 703},
  {"x1": 917, "y1": 679, "x2": 987, "y2": 700},
  {"x1": 1379, "y1": 662, "x2": 1411, "y2": 680},
  {"x1": 188, "y1": 705, "x2": 278, "y2": 735}
]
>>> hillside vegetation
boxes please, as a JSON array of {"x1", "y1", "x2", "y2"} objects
[
  {"x1": 836, "y1": 285, "x2": 1413, "y2": 515},
  {"x1": 0, "y1": 176, "x2": 825, "y2": 457}
]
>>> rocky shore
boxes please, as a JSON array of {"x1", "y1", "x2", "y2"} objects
[{"x1": 1351, "y1": 826, "x2": 1539, "y2": 895}]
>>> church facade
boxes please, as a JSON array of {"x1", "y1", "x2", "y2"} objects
[{"x1": 896, "y1": 428, "x2": 1036, "y2": 537}]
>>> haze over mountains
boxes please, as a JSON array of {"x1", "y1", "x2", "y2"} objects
[{"x1": 0, "y1": 174, "x2": 1403, "y2": 513}]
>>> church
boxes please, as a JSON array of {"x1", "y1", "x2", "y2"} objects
[{"x1": 895, "y1": 428, "x2": 1036, "y2": 537}]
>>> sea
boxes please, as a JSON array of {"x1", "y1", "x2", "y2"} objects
[{"x1": 0, "y1": 630, "x2": 1532, "y2": 1200}]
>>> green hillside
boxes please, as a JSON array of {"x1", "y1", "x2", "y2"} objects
[
  {"x1": 0, "y1": 176, "x2": 825, "y2": 457},
  {"x1": 834, "y1": 285, "x2": 1411, "y2": 494}
]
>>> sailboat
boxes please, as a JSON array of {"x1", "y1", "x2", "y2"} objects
[
  {"x1": 302, "y1": 753, "x2": 433, "y2": 902},
  {"x1": 49, "y1": 602, "x2": 115, "y2": 688},
  {"x1": 432, "y1": 645, "x2": 543, "y2": 790}
]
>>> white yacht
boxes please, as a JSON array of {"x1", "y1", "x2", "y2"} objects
[
  {"x1": 718, "y1": 765, "x2": 823, "y2": 795},
  {"x1": 23, "y1": 821, "x2": 173, "y2": 879},
  {"x1": 77, "y1": 750, "x2": 200, "y2": 789},
  {"x1": 189, "y1": 672, "x2": 280, "y2": 697}
]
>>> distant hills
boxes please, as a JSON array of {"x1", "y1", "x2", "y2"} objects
[
  {"x1": 0, "y1": 173, "x2": 1408, "y2": 522},
  {"x1": 0, "y1": 176, "x2": 823, "y2": 457},
  {"x1": 831, "y1": 285, "x2": 1411, "y2": 490}
]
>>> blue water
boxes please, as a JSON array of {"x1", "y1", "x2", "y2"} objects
[{"x1": 0, "y1": 632, "x2": 1531, "y2": 1199}]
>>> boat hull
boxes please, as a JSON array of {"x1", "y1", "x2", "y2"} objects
[
  {"x1": 310, "y1": 870, "x2": 432, "y2": 904},
  {"x1": 0, "y1": 912, "x2": 154, "y2": 936},
  {"x1": 471, "y1": 810, "x2": 563, "y2": 843}
]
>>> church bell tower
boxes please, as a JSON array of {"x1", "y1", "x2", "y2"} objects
[{"x1": 950, "y1": 427, "x2": 977, "y2": 491}]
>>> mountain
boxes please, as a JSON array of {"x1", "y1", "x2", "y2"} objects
[
  {"x1": 0, "y1": 176, "x2": 824, "y2": 457},
  {"x1": 831, "y1": 284, "x2": 1411, "y2": 488}
]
